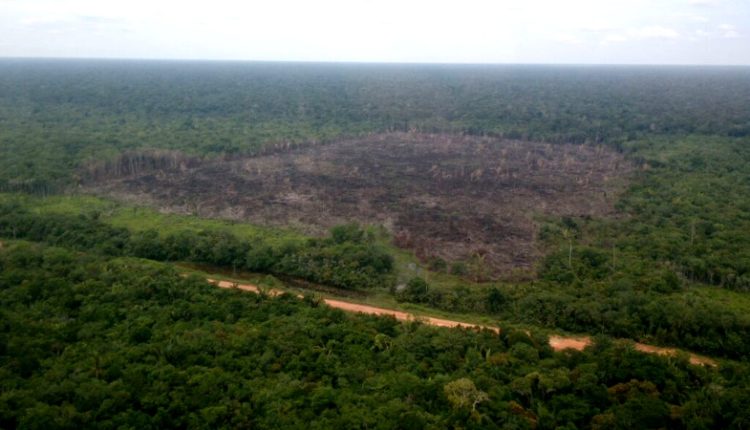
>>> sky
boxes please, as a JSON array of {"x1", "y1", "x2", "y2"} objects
[{"x1": 0, "y1": 0, "x2": 748, "y2": 65}]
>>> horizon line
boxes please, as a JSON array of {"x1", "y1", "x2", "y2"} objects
[{"x1": 1, "y1": 56, "x2": 749, "y2": 68}]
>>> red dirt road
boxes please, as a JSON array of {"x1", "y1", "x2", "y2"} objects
[
  {"x1": 209, "y1": 279, "x2": 715, "y2": 366},
  {"x1": 549, "y1": 335, "x2": 591, "y2": 351},
  {"x1": 210, "y1": 279, "x2": 498, "y2": 332},
  {"x1": 546, "y1": 335, "x2": 715, "y2": 366},
  {"x1": 324, "y1": 298, "x2": 500, "y2": 332}
]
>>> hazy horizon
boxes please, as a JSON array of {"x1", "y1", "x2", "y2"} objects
[
  {"x1": 3, "y1": 57, "x2": 750, "y2": 67},
  {"x1": 1, "y1": 0, "x2": 749, "y2": 66}
]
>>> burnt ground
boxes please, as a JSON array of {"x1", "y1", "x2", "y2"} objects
[{"x1": 90, "y1": 133, "x2": 633, "y2": 278}]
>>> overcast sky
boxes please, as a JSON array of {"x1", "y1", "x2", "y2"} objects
[{"x1": 1, "y1": 0, "x2": 748, "y2": 65}]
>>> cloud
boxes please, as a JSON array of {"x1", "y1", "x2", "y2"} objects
[
  {"x1": 20, "y1": 15, "x2": 71, "y2": 27},
  {"x1": 579, "y1": 24, "x2": 617, "y2": 34},
  {"x1": 686, "y1": 14, "x2": 709, "y2": 23},
  {"x1": 78, "y1": 15, "x2": 122, "y2": 25},
  {"x1": 601, "y1": 26, "x2": 680, "y2": 44},
  {"x1": 631, "y1": 26, "x2": 680, "y2": 39},
  {"x1": 688, "y1": 0, "x2": 719, "y2": 6},
  {"x1": 553, "y1": 33, "x2": 583, "y2": 45},
  {"x1": 601, "y1": 34, "x2": 629, "y2": 44},
  {"x1": 1, "y1": 0, "x2": 749, "y2": 64},
  {"x1": 690, "y1": 24, "x2": 742, "y2": 40},
  {"x1": 719, "y1": 24, "x2": 741, "y2": 38},
  {"x1": 20, "y1": 13, "x2": 126, "y2": 33}
]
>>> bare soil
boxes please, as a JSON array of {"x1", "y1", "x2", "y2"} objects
[
  {"x1": 549, "y1": 335, "x2": 591, "y2": 351},
  {"x1": 94, "y1": 133, "x2": 632, "y2": 277}
]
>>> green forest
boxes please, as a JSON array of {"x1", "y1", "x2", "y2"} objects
[
  {"x1": 1, "y1": 60, "x2": 749, "y2": 191},
  {"x1": 2, "y1": 242, "x2": 750, "y2": 429},
  {"x1": 2, "y1": 59, "x2": 750, "y2": 428}
]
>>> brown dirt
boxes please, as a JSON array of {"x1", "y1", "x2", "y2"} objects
[
  {"x1": 93, "y1": 133, "x2": 632, "y2": 278},
  {"x1": 549, "y1": 335, "x2": 591, "y2": 351},
  {"x1": 634, "y1": 343, "x2": 716, "y2": 366},
  {"x1": 210, "y1": 278, "x2": 716, "y2": 366}
]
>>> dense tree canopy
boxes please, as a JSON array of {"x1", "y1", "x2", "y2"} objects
[
  {"x1": 2, "y1": 60, "x2": 750, "y2": 427},
  {"x1": 2, "y1": 243, "x2": 749, "y2": 429},
  {"x1": 1, "y1": 60, "x2": 749, "y2": 190}
]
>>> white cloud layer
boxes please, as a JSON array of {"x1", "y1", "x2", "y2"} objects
[
  {"x1": 600, "y1": 26, "x2": 682, "y2": 45},
  {"x1": 0, "y1": 0, "x2": 748, "y2": 64}
]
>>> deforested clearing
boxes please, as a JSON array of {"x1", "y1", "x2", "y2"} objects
[{"x1": 91, "y1": 132, "x2": 633, "y2": 277}]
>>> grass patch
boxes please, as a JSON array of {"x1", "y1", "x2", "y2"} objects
[
  {"x1": 0, "y1": 192, "x2": 485, "y2": 287},
  {"x1": 0, "y1": 193, "x2": 305, "y2": 246}
]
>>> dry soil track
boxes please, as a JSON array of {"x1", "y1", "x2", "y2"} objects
[{"x1": 209, "y1": 279, "x2": 716, "y2": 367}]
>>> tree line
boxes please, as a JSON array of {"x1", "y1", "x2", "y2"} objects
[{"x1": 0, "y1": 203, "x2": 393, "y2": 291}]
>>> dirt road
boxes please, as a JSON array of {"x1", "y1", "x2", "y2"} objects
[
  {"x1": 548, "y1": 335, "x2": 591, "y2": 351},
  {"x1": 210, "y1": 279, "x2": 499, "y2": 331},
  {"x1": 209, "y1": 279, "x2": 715, "y2": 366},
  {"x1": 546, "y1": 335, "x2": 715, "y2": 366}
]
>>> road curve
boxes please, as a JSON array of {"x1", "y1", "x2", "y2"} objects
[{"x1": 209, "y1": 279, "x2": 716, "y2": 366}]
